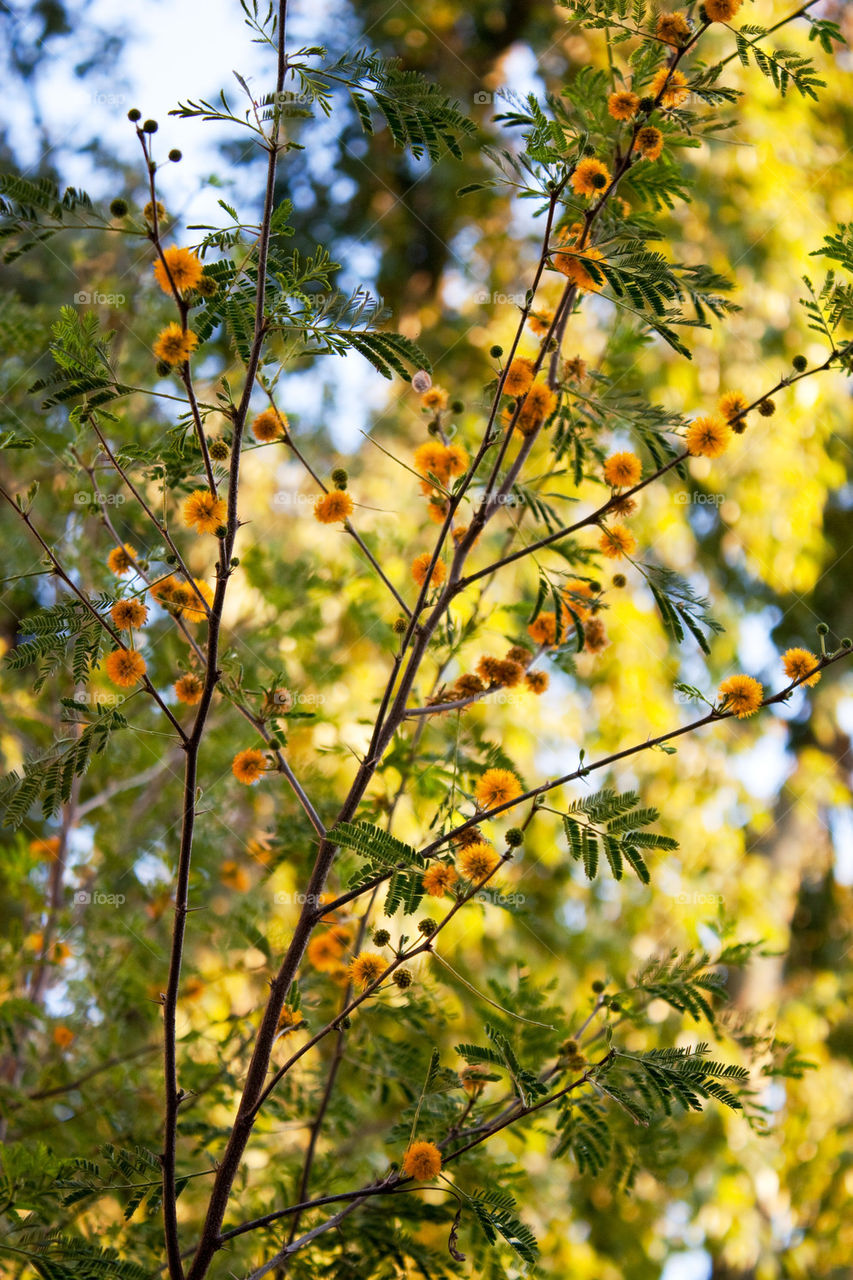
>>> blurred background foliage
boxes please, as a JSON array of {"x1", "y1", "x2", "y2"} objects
[{"x1": 1, "y1": 1, "x2": 852, "y2": 1277}]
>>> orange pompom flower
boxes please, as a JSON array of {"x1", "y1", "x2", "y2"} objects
[
  {"x1": 527, "y1": 612, "x2": 558, "y2": 646},
  {"x1": 782, "y1": 647, "x2": 821, "y2": 687},
  {"x1": 475, "y1": 768, "x2": 522, "y2": 810},
  {"x1": 314, "y1": 491, "x2": 354, "y2": 523},
  {"x1": 598, "y1": 524, "x2": 636, "y2": 559},
  {"x1": 174, "y1": 673, "x2": 204, "y2": 705},
  {"x1": 718, "y1": 674, "x2": 763, "y2": 718},
  {"x1": 634, "y1": 126, "x2": 664, "y2": 161},
  {"x1": 459, "y1": 842, "x2": 500, "y2": 882},
  {"x1": 107, "y1": 544, "x2": 137, "y2": 575},
  {"x1": 504, "y1": 357, "x2": 536, "y2": 397},
  {"x1": 649, "y1": 67, "x2": 689, "y2": 107},
  {"x1": 110, "y1": 599, "x2": 148, "y2": 630},
  {"x1": 705, "y1": 0, "x2": 742, "y2": 21},
  {"x1": 232, "y1": 748, "x2": 267, "y2": 784},
  {"x1": 153, "y1": 246, "x2": 203, "y2": 295},
  {"x1": 252, "y1": 408, "x2": 288, "y2": 442},
  {"x1": 412, "y1": 553, "x2": 446, "y2": 588},
  {"x1": 656, "y1": 10, "x2": 691, "y2": 44},
  {"x1": 105, "y1": 647, "x2": 146, "y2": 688},
  {"x1": 422, "y1": 862, "x2": 458, "y2": 897},
  {"x1": 608, "y1": 90, "x2": 640, "y2": 120},
  {"x1": 183, "y1": 489, "x2": 226, "y2": 534},
  {"x1": 349, "y1": 951, "x2": 386, "y2": 989},
  {"x1": 685, "y1": 415, "x2": 731, "y2": 459},
  {"x1": 402, "y1": 1141, "x2": 442, "y2": 1180},
  {"x1": 153, "y1": 323, "x2": 199, "y2": 366},
  {"x1": 603, "y1": 452, "x2": 642, "y2": 488},
  {"x1": 570, "y1": 157, "x2": 612, "y2": 197}
]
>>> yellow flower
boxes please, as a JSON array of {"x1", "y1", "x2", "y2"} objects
[
  {"x1": 718, "y1": 391, "x2": 749, "y2": 425},
  {"x1": 527, "y1": 309, "x2": 554, "y2": 336},
  {"x1": 649, "y1": 67, "x2": 689, "y2": 107},
  {"x1": 179, "y1": 580, "x2": 214, "y2": 621},
  {"x1": 421, "y1": 386, "x2": 448, "y2": 411},
  {"x1": 314, "y1": 491, "x2": 354, "y2": 523},
  {"x1": 475, "y1": 768, "x2": 522, "y2": 810},
  {"x1": 422, "y1": 862, "x2": 458, "y2": 897},
  {"x1": 252, "y1": 408, "x2": 288, "y2": 442},
  {"x1": 220, "y1": 860, "x2": 250, "y2": 892},
  {"x1": 307, "y1": 928, "x2": 351, "y2": 973},
  {"x1": 685, "y1": 415, "x2": 731, "y2": 459},
  {"x1": 705, "y1": 0, "x2": 742, "y2": 21},
  {"x1": 634, "y1": 126, "x2": 664, "y2": 160},
  {"x1": 153, "y1": 323, "x2": 199, "y2": 366},
  {"x1": 517, "y1": 381, "x2": 558, "y2": 434},
  {"x1": 402, "y1": 1140, "x2": 442, "y2": 1180},
  {"x1": 603, "y1": 452, "x2": 642, "y2": 488},
  {"x1": 53, "y1": 1025, "x2": 75, "y2": 1049},
  {"x1": 277, "y1": 1005, "x2": 303, "y2": 1031},
  {"x1": 232, "y1": 748, "x2": 267, "y2": 784},
  {"x1": 412, "y1": 553, "x2": 446, "y2": 588},
  {"x1": 153, "y1": 246, "x2": 203, "y2": 295},
  {"x1": 477, "y1": 655, "x2": 523, "y2": 688},
  {"x1": 143, "y1": 200, "x2": 166, "y2": 224},
  {"x1": 782, "y1": 647, "x2": 821, "y2": 687},
  {"x1": 174, "y1": 673, "x2": 204, "y2": 705},
  {"x1": 718, "y1": 674, "x2": 763, "y2": 718},
  {"x1": 598, "y1": 524, "x2": 636, "y2": 559},
  {"x1": 459, "y1": 842, "x2": 500, "y2": 882},
  {"x1": 105, "y1": 648, "x2": 146, "y2": 688},
  {"x1": 608, "y1": 90, "x2": 640, "y2": 121},
  {"x1": 583, "y1": 617, "x2": 609, "y2": 653},
  {"x1": 562, "y1": 579, "x2": 595, "y2": 619},
  {"x1": 527, "y1": 612, "x2": 558, "y2": 646},
  {"x1": 445, "y1": 442, "x2": 468, "y2": 476},
  {"x1": 525, "y1": 669, "x2": 549, "y2": 694},
  {"x1": 110, "y1": 599, "x2": 148, "y2": 630},
  {"x1": 570, "y1": 157, "x2": 612, "y2": 197},
  {"x1": 107, "y1": 544, "x2": 137, "y2": 575},
  {"x1": 29, "y1": 836, "x2": 61, "y2": 860},
  {"x1": 504, "y1": 357, "x2": 536, "y2": 397},
  {"x1": 565, "y1": 356, "x2": 587, "y2": 381},
  {"x1": 182, "y1": 488, "x2": 226, "y2": 535},
  {"x1": 553, "y1": 245, "x2": 607, "y2": 294},
  {"x1": 349, "y1": 951, "x2": 386, "y2": 989},
  {"x1": 656, "y1": 11, "x2": 691, "y2": 44}
]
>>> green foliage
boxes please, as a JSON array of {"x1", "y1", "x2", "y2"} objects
[{"x1": 562, "y1": 788, "x2": 677, "y2": 884}]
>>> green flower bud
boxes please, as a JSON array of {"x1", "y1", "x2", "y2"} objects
[
  {"x1": 168, "y1": 149, "x2": 182, "y2": 162},
  {"x1": 505, "y1": 828, "x2": 524, "y2": 847},
  {"x1": 109, "y1": 198, "x2": 128, "y2": 217},
  {"x1": 127, "y1": 108, "x2": 141, "y2": 122},
  {"x1": 142, "y1": 119, "x2": 158, "y2": 133},
  {"x1": 490, "y1": 345, "x2": 503, "y2": 359},
  {"x1": 392, "y1": 967, "x2": 413, "y2": 988},
  {"x1": 373, "y1": 928, "x2": 391, "y2": 947},
  {"x1": 417, "y1": 918, "x2": 438, "y2": 937},
  {"x1": 758, "y1": 398, "x2": 776, "y2": 417},
  {"x1": 792, "y1": 354, "x2": 808, "y2": 372}
]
